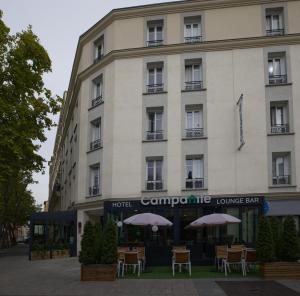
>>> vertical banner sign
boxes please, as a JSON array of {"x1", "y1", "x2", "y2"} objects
[{"x1": 237, "y1": 94, "x2": 245, "y2": 150}]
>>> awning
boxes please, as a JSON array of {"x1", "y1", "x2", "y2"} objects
[{"x1": 266, "y1": 200, "x2": 300, "y2": 216}]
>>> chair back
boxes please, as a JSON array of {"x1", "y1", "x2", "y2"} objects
[
  {"x1": 215, "y1": 245, "x2": 227, "y2": 258},
  {"x1": 118, "y1": 246, "x2": 129, "y2": 252},
  {"x1": 173, "y1": 246, "x2": 186, "y2": 251},
  {"x1": 245, "y1": 250, "x2": 257, "y2": 263},
  {"x1": 174, "y1": 251, "x2": 190, "y2": 263},
  {"x1": 230, "y1": 244, "x2": 245, "y2": 251},
  {"x1": 227, "y1": 250, "x2": 243, "y2": 263},
  {"x1": 124, "y1": 252, "x2": 138, "y2": 264}
]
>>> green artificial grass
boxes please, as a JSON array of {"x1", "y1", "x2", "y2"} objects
[{"x1": 120, "y1": 265, "x2": 259, "y2": 279}]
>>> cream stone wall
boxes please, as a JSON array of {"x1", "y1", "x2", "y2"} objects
[
  {"x1": 167, "y1": 55, "x2": 182, "y2": 194},
  {"x1": 166, "y1": 14, "x2": 181, "y2": 45},
  {"x1": 287, "y1": 1, "x2": 300, "y2": 34},
  {"x1": 205, "y1": 5, "x2": 262, "y2": 41},
  {"x1": 206, "y1": 48, "x2": 268, "y2": 194},
  {"x1": 77, "y1": 42, "x2": 92, "y2": 74},
  {"x1": 110, "y1": 58, "x2": 143, "y2": 198},
  {"x1": 290, "y1": 45, "x2": 300, "y2": 192}
]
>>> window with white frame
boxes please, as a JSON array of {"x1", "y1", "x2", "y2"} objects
[
  {"x1": 91, "y1": 77, "x2": 103, "y2": 107},
  {"x1": 270, "y1": 103, "x2": 289, "y2": 134},
  {"x1": 147, "y1": 64, "x2": 163, "y2": 93},
  {"x1": 266, "y1": 8, "x2": 284, "y2": 36},
  {"x1": 185, "y1": 107, "x2": 203, "y2": 138},
  {"x1": 89, "y1": 164, "x2": 100, "y2": 196},
  {"x1": 268, "y1": 53, "x2": 287, "y2": 84},
  {"x1": 94, "y1": 36, "x2": 104, "y2": 62},
  {"x1": 184, "y1": 17, "x2": 202, "y2": 42},
  {"x1": 147, "y1": 21, "x2": 163, "y2": 46},
  {"x1": 90, "y1": 119, "x2": 101, "y2": 150},
  {"x1": 272, "y1": 153, "x2": 290, "y2": 185},
  {"x1": 146, "y1": 159, "x2": 163, "y2": 190},
  {"x1": 147, "y1": 110, "x2": 163, "y2": 140},
  {"x1": 185, "y1": 157, "x2": 204, "y2": 189},
  {"x1": 185, "y1": 61, "x2": 203, "y2": 90}
]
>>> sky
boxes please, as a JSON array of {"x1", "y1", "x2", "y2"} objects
[{"x1": 1, "y1": 0, "x2": 179, "y2": 205}]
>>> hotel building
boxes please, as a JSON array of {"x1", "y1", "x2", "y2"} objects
[{"x1": 47, "y1": 0, "x2": 300, "y2": 264}]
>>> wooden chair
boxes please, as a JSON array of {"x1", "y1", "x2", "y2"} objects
[
  {"x1": 215, "y1": 245, "x2": 227, "y2": 271},
  {"x1": 121, "y1": 252, "x2": 142, "y2": 277},
  {"x1": 243, "y1": 250, "x2": 257, "y2": 275},
  {"x1": 136, "y1": 246, "x2": 146, "y2": 271},
  {"x1": 172, "y1": 250, "x2": 191, "y2": 276},
  {"x1": 117, "y1": 247, "x2": 128, "y2": 277},
  {"x1": 222, "y1": 250, "x2": 245, "y2": 276},
  {"x1": 229, "y1": 244, "x2": 246, "y2": 251}
]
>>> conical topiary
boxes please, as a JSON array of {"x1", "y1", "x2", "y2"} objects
[
  {"x1": 281, "y1": 216, "x2": 299, "y2": 262},
  {"x1": 257, "y1": 216, "x2": 275, "y2": 262},
  {"x1": 79, "y1": 221, "x2": 96, "y2": 265},
  {"x1": 94, "y1": 223, "x2": 103, "y2": 264},
  {"x1": 269, "y1": 216, "x2": 281, "y2": 260},
  {"x1": 101, "y1": 218, "x2": 118, "y2": 264}
]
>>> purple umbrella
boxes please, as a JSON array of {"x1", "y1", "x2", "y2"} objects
[
  {"x1": 123, "y1": 213, "x2": 173, "y2": 226},
  {"x1": 188, "y1": 213, "x2": 241, "y2": 228}
]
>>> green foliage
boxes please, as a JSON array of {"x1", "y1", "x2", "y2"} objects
[
  {"x1": 269, "y1": 216, "x2": 281, "y2": 260},
  {"x1": 281, "y1": 216, "x2": 299, "y2": 262},
  {"x1": 102, "y1": 218, "x2": 118, "y2": 264},
  {"x1": 94, "y1": 223, "x2": 103, "y2": 264},
  {"x1": 0, "y1": 11, "x2": 61, "y2": 247},
  {"x1": 79, "y1": 222, "x2": 96, "y2": 265},
  {"x1": 257, "y1": 216, "x2": 275, "y2": 262}
]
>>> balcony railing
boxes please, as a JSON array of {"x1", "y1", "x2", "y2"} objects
[
  {"x1": 185, "y1": 81, "x2": 203, "y2": 91},
  {"x1": 146, "y1": 40, "x2": 163, "y2": 47},
  {"x1": 272, "y1": 175, "x2": 290, "y2": 185},
  {"x1": 90, "y1": 139, "x2": 102, "y2": 151},
  {"x1": 91, "y1": 95, "x2": 103, "y2": 107},
  {"x1": 185, "y1": 178, "x2": 204, "y2": 189},
  {"x1": 94, "y1": 54, "x2": 103, "y2": 63},
  {"x1": 146, "y1": 180, "x2": 163, "y2": 191},
  {"x1": 266, "y1": 29, "x2": 284, "y2": 36},
  {"x1": 184, "y1": 36, "x2": 202, "y2": 43},
  {"x1": 146, "y1": 130, "x2": 163, "y2": 141},
  {"x1": 269, "y1": 74, "x2": 287, "y2": 85},
  {"x1": 89, "y1": 186, "x2": 100, "y2": 196},
  {"x1": 271, "y1": 124, "x2": 289, "y2": 134},
  {"x1": 185, "y1": 128, "x2": 204, "y2": 138},
  {"x1": 146, "y1": 84, "x2": 164, "y2": 93}
]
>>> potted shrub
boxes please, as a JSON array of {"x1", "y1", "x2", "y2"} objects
[
  {"x1": 258, "y1": 216, "x2": 300, "y2": 279},
  {"x1": 80, "y1": 219, "x2": 117, "y2": 281},
  {"x1": 52, "y1": 243, "x2": 69, "y2": 259},
  {"x1": 31, "y1": 243, "x2": 50, "y2": 260}
]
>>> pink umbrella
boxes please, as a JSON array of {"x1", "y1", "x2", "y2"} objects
[
  {"x1": 123, "y1": 213, "x2": 173, "y2": 226},
  {"x1": 188, "y1": 213, "x2": 241, "y2": 228}
]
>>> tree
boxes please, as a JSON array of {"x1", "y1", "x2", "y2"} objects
[
  {"x1": 269, "y1": 216, "x2": 281, "y2": 260},
  {"x1": 94, "y1": 223, "x2": 103, "y2": 264},
  {"x1": 79, "y1": 222, "x2": 96, "y2": 265},
  {"x1": 0, "y1": 11, "x2": 61, "y2": 247},
  {"x1": 101, "y1": 219, "x2": 118, "y2": 264},
  {"x1": 257, "y1": 216, "x2": 275, "y2": 262},
  {"x1": 281, "y1": 216, "x2": 299, "y2": 262}
]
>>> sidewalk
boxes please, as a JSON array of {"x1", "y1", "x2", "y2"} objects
[{"x1": 0, "y1": 249, "x2": 299, "y2": 296}]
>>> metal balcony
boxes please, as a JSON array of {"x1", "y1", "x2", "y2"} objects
[
  {"x1": 184, "y1": 36, "x2": 202, "y2": 43},
  {"x1": 185, "y1": 81, "x2": 203, "y2": 91},
  {"x1": 271, "y1": 124, "x2": 289, "y2": 134},
  {"x1": 146, "y1": 130, "x2": 163, "y2": 141},
  {"x1": 272, "y1": 175, "x2": 290, "y2": 185},
  {"x1": 185, "y1": 128, "x2": 204, "y2": 138},
  {"x1": 268, "y1": 74, "x2": 287, "y2": 85},
  {"x1": 89, "y1": 186, "x2": 100, "y2": 196},
  {"x1": 146, "y1": 40, "x2": 163, "y2": 47},
  {"x1": 185, "y1": 178, "x2": 204, "y2": 189},
  {"x1": 266, "y1": 29, "x2": 284, "y2": 36},
  {"x1": 146, "y1": 180, "x2": 163, "y2": 191},
  {"x1": 91, "y1": 95, "x2": 103, "y2": 107},
  {"x1": 146, "y1": 84, "x2": 164, "y2": 93},
  {"x1": 90, "y1": 139, "x2": 102, "y2": 151}
]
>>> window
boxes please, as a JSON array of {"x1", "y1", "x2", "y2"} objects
[
  {"x1": 270, "y1": 103, "x2": 289, "y2": 134},
  {"x1": 94, "y1": 36, "x2": 104, "y2": 62},
  {"x1": 185, "y1": 107, "x2": 203, "y2": 138},
  {"x1": 185, "y1": 156, "x2": 204, "y2": 189},
  {"x1": 268, "y1": 53, "x2": 287, "y2": 84},
  {"x1": 90, "y1": 119, "x2": 102, "y2": 150},
  {"x1": 147, "y1": 21, "x2": 163, "y2": 46},
  {"x1": 147, "y1": 63, "x2": 163, "y2": 93},
  {"x1": 185, "y1": 61, "x2": 203, "y2": 90},
  {"x1": 89, "y1": 165, "x2": 100, "y2": 196},
  {"x1": 184, "y1": 17, "x2": 202, "y2": 43},
  {"x1": 146, "y1": 159, "x2": 163, "y2": 191},
  {"x1": 272, "y1": 153, "x2": 290, "y2": 185},
  {"x1": 147, "y1": 110, "x2": 163, "y2": 140},
  {"x1": 266, "y1": 8, "x2": 284, "y2": 36},
  {"x1": 91, "y1": 76, "x2": 103, "y2": 107}
]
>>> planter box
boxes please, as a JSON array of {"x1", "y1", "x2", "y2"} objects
[
  {"x1": 31, "y1": 251, "x2": 51, "y2": 260},
  {"x1": 81, "y1": 264, "x2": 117, "y2": 281},
  {"x1": 261, "y1": 262, "x2": 300, "y2": 279},
  {"x1": 52, "y1": 249, "x2": 69, "y2": 259}
]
